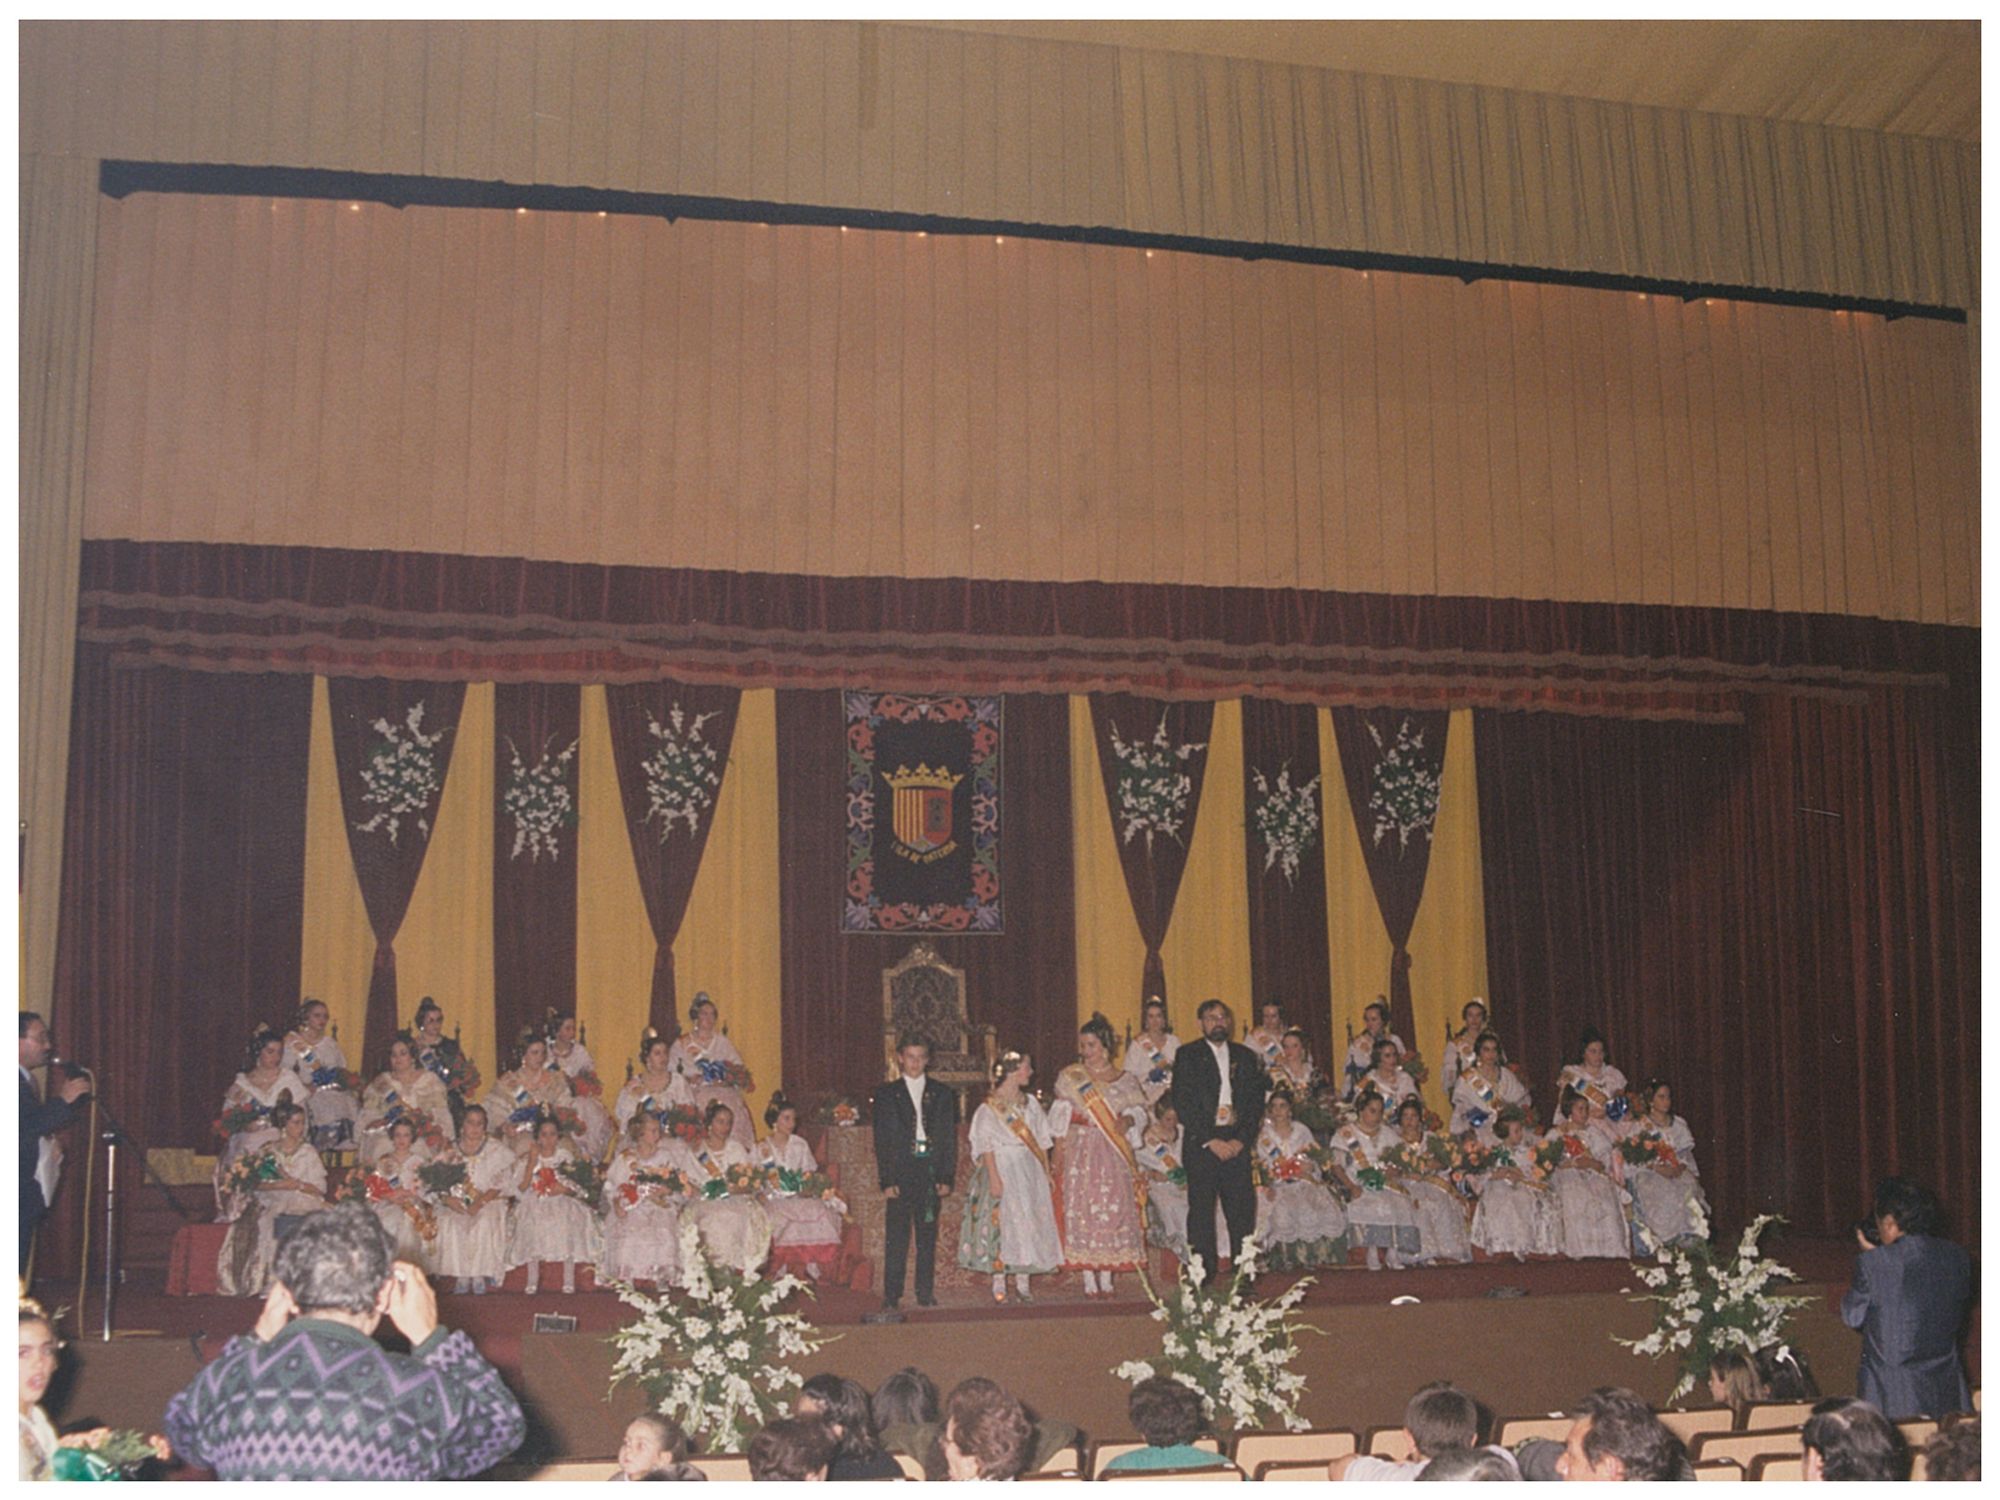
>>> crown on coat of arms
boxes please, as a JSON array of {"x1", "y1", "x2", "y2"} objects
[{"x1": 882, "y1": 763, "x2": 965, "y2": 793}]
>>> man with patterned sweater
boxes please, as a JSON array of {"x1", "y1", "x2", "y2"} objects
[{"x1": 164, "y1": 1204, "x2": 525, "y2": 1480}]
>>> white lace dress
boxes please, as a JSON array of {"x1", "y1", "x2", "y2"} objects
[
  {"x1": 1624, "y1": 1115, "x2": 1709, "y2": 1250},
  {"x1": 678, "y1": 1137, "x2": 770, "y2": 1273},
  {"x1": 1133, "y1": 1125, "x2": 1230, "y2": 1261},
  {"x1": 1394, "y1": 1130, "x2": 1472, "y2": 1264},
  {"x1": 431, "y1": 1139, "x2": 517, "y2": 1281},
  {"x1": 215, "y1": 1140, "x2": 326, "y2": 1296},
  {"x1": 1121, "y1": 1033, "x2": 1180, "y2": 1106},
  {"x1": 369, "y1": 1145, "x2": 437, "y2": 1268},
  {"x1": 1252, "y1": 1120, "x2": 1348, "y2": 1269},
  {"x1": 668, "y1": 1034, "x2": 754, "y2": 1148},
  {"x1": 284, "y1": 1032, "x2": 358, "y2": 1149},
  {"x1": 1468, "y1": 1146, "x2": 1559, "y2": 1257},
  {"x1": 756, "y1": 1133, "x2": 847, "y2": 1269},
  {"x1": 598, "y1": 1142, "x2": 687, "y2": 1285},
  {"x1": 552, "y1": 1041, "x2": 614, "y2": 1160},
  {"x1": 1545, "y1": 1123, "x2": 1632, "y2": 1259},
  {"x1": 506, "y1": 1143, "x2": 604, "y2": 1270},
  {"x1": 1332, "y1": 1121, "x2": 1420, "y2": 1254}
]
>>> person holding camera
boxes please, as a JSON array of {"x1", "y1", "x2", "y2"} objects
[
  {"x1": 1841, "y1": 1177, "x2": 1973, "y2": 1419},
  {"x1": 164, "y1": 1204, "x2": 525, "y2": 1479}
]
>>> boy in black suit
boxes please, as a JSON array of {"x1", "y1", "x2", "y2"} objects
[
  {"x1": 1169, "y1": 999, "x2": 1266, "y2": 1287},
  {"x1": 870, "y1": 1034, "x2": 958, "y2": 1312}
]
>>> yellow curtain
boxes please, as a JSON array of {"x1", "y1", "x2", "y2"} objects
[
  {"x1": 1403, "y1": 709, "x2": 1490, "y2": 1067},
  {"x1": 1156, "y1": 699, "x2": 1253, "y2": 1034},
  {"x1": 1319, "y1": 708, "x2": 1396, "y2": 1058},
  {"x1": 299, "y1": 676, "x2": 379, "y2": 1058},
  {"x1": 574, "y1": 686, "x2": 655, "y2": 1084},
  {"x1": 1070, "y1": 696, "x2": 1147, "y2": 1035}
]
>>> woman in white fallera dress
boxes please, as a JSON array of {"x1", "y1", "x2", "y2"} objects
[
  {"x1": 599, "y1": 1111, "x2": 689, "y2": 1287},
  {"x1": 1623, "y1": 1080, "x2": 1709, "y2": 1252},
  {"x1": 282, "y1": 999, "x2": 359, "y2": 1152},
  {"x1": 615, "y1": 1033, "x2": 696, "y2": 1136},
  {"x1": 1468, "y1": 1108, "x2": 1559, "y2": 1259},
  {"x1": 359, "y1": 1035, "x2": 452, "y2": 1166},
  {"x1": 678, "y1": 1102, "x2": 770, "y2": 1274},
  {"x1": 1131, "y1": 1098, "x2": 1230, "y2": 1265},
  {"x1": 216, "y1": 1103, "x2": 326, "y2": 1296},
  {"x1": 215, "y1": 1030, "x2": 306, "y2": 1180},
  {"x1": 1252, "y1": 1092, "x2": 1348, "y2": 1270},
  {"x1": 432, "y1": 1106, "x2": 516, "y2": 1294},
  {"x1": 1550, "y1": 1028, "x2": 1630, "y2": 1127},
  {"x1": 957, "y1": 1052, "x2": 1066, "y2": 1303},
  {"x1": 668, "y1": 995, "x2": 754, "y2": 1150},
  {"x1": 1344, "y1": 1002, "x2": 1406, "y2": 1096},
  {"x1": 1389, "y1": 1098, "x2": 1471, "y2": 1265},
  {"x1": 1356, "y1": 1038, "x2": 1422, "y2": 1116},
  {"x1": 1329, "y1": 1091, "x2": 1421, "y2": 1270},
  {"x1": 507, "y1": 1115, "x2": 602, "y2": 1294},
  {"x1": 1439, "y1": 999, "x2": 1491, "y2": 1096},
  {"x1": 1449, "y1": 1031, "x2": 1534, "y2": 1143},
  {"x1": 1268, "y1": 1029, "x2": 1326, "y2": 1100},
  {"x1": 756, "y1": 1095, "x2": 848, "y2": 1282},
  {"x1": 485, "y1": 1033, "x2": 577, "y2": 1157},
  {"x1": 369, "y1": 1118, "x2": 436, "y2": 1269},
  {"x1": 1545, "y1": 1087, "x2": 1631, "y2": 1259},
  {"x1": 1244, "y1": 1001, "x2": 1289, "y2": 1072},
  {"x1": 547, "y1": 1012, "x2": 614, "y2": 1161},
  {"x1": 1121, "y1": 997, "x2": 1180, "y2": 1106}
]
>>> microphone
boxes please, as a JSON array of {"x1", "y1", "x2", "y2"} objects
[{"x1": 49, "y1": 1054, "x2": 93, "y2": 1079}]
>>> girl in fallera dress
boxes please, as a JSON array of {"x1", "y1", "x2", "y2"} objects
[
  {"x1": 1389, "y1": 1097, "x2": 1472, "y2": 1265},
  {"x1": 1329, "y1": 1090, "x2": 1421, "y2": 1270},
  {"x1": 507, "y1": 1113, "x2": 602, "y2": 1294},
  {"x1": 600, "y1": 1111, "x2": 689, "y2": 1288},
  {"x1": 368, "y1": 1117, "x2": 437, "y2": 1269},
  {"x1": 1357, "y1": 1037, "x2": 1422, "y2": 1115},
  {"x1": 433, "y1": 1106, "x2": 515, "y2": 1294},
  {"x1": 1268, "y1": 1028, "x2": 1325, "y2": 1098},
  {"x1": 282, "y1": 999, "x2": 358, "y2": 1152},
  {"x1": 1132, "y1": 1097, "x2": 1232, "y2": 1264},
  {"x1": 1467, "y1": 1107, "x2": 1558, "y2": 1259},
  {"x1": 1344, "y1": 1002, "x2": 1406, "y2": 1096},
  {"x1": 1623, "y1": 1079, "x2": 1709, "y2": 1251},
  {"x1": 1244, "y1": 1001, "x2": 1288, "y2": 1071},
  {"x1": 1439, "y1": 998, "x2": 1490, "y2": 1095},
  {"x1": 958, "y1": 1051, "x2": 1065, "y2": 1304},
  {"x1": 1121, "y1": 996, "x2": 1180, "y2": 1106},
  {"x1": 615, "y1": 1032, "x2": 695, "y2": 1135},
  {"x1": 668, "y1": 994, "x2": 755, "y2": 1149},
  {"x1": 1252, "y1": 1091, "x2": 1349, "y2": 1270},
  {"x1": 1449, "y1": 1030, "x2": 1533, "y2": 1143},
  {"x1": 545, "y1": 1011, "x2": 613, "y2": 1161},
  {"x1": 215, "y1": 1029, "x2": 305, "y2": 1179},
  {"x1": 756, "y1": 1094, "x2": 847, "y2": 1281},
  {"x1": 216, "y1": 1103, "x2": 326, "y2": 1296},
  {"x1": 1545, "y1": 1086, "x2": 1631, "y2": 1259},
  {"x1": 680, "y1": 1101, "x2": 770, "y2": 1273},
  {"x1": 359, "y1": 1033, "x2": 451, "y2": 1166},
  {"x1": 1550, "y1": 1027, "x2": 1629, "y2": 1126},
  {"x1": 485, "y1": 1031, "x2": 576, "y2": 1157},
  {"x1": 1055, "y1": 1014, "x2": 1151, "y2": 1297}
]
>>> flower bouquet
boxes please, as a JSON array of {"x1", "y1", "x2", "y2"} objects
[
  {"x1": 1402, "y1": 1051, "x2": 1430, "y2": 1087},
  {"x1": 418, "y1": 1158, "x2": 475, "y2": 1211},
  {"x1": 658, "y1": 1104, "x2": 706, "y2": 1144},
  {"x1": 609, "y1": 1221, "x2": 832, "y2": 1452},
  {"x1": 51, "y1": 1429, "x2": 172, "y2": 1480},
  {"x1": 623, "y1": 1165, "x2": 696, "y2": 1209},
  {"x1": 331, "y1": 1170, "x2": 396, "y2": 1207},
  {"x1": 725, "y1": 1162, "x2": 776, "y2": 1196},
  {"x1": 1617, "y1": 1133, "x2": 1682, "y2": 1171},
  {"x1": 771, "y1": 1168, "x2": 838, "y2": 1200},
  {"x1": 558, "y1": 1156, "x2": 607, "y2": 1204},
  {"x1": 1112, "y1": 1234, "x2": 1317, "y2": 1431},
  {"x1": 214, "y1": 1102, "x2": 270, "y2": 1140},
  {"x1": 309, "y1": 1064, "x2": 363, "y2": 1093},
  {"x1": 569, "y1": 1069, "x2": 606, "y2": 1101},
  {"x1": 695, "y1": 1058, "x2": 754, "y2": 1092},
  {"x1": 219, "y1": 1148, "x2": 283, "y2": 1199},
  {"x1": 1615, "y1": 1206, "x2": 1815, "y2": 1403}
]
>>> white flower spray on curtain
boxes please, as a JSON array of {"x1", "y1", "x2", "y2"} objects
[
  {"x1": 501, "y1": 736, "x2": 579, "y2": 862},
  {"x1": 1249, "y1": 763, "x2": 1322, "y2": 887},
  {"x1": 1365, "y1": 717, "x2": 1442, "y2": 852},
  {"x1": 640, "y1": 704, "x2": 724, "y2": 839},
  {"x1": 354, "y1": 700, "x2": 448, "y2": 844},
  {"x1": 1108, "y1": 713, "x2": 1207, "y2": 852}
]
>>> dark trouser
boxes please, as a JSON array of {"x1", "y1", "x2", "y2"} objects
[
  {"x1": 882, "y1": 1186, "x2": 938, "y2": 1303},
  {"x1": 1185, "y1": 1144, "x2": 1256, "y2": 1283}
]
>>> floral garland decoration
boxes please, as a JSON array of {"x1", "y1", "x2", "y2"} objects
[
  {"x1": 1112, "y1": 1234, "x2": 1316, "y2": 1431},
  {"x1": 354, "y1": 701, "x2": 448, "y2": 845},
  {"x1": 501, "y1": 735, "x2": 580, "y2": 862},
  {"x1": 609, "y1": 1220, "x2": 836, "y2": 1453},
  {"x1": 1249, "y1": 763, "x2": 1322, "y2": 887},
  {"x1": 1365, "y1": 718, "x2": 1442, "y2": 853},
  {"x1": 641, "y1": 704, "x2": 724, "y2": 841},
  {"x1": 1614, "y1": 1204, "x2": 1815, "y2": 1403},
  {"x1": 1108, "y1": 714, "x2": 1207, "y2": 853}
]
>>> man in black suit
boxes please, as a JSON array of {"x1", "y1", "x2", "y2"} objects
[
  {"x1": 870, "y1": 1033, "x2": 958, "y2": 1312},
  {"x1": 1841, "y1": 1177, "x2": 1974, "y2": 1418},
  {"x1": 1170, "y1": 999, "x2": 1266, "y2": 1287},
  {"x1": 20, "y1": 1012, "x2": 89, "y2": 1274}
]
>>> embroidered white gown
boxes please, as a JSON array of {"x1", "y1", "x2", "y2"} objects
[
  {"x1": 1121, "y1": 1033, "x2": 1180, "y2": 1106},
  {"x1": 507, "y1": 1142, "x2": 604, "y2": 1270},
  {"x1": 358, "y1": 1069, "x2": 451, "y2": 1165},
  {"x1": 1440, "y1": 1034, "x2": 1479, "y2": 1096},
  {"x1": 1394, "y1": 1130, "x2": 1472, "y2": 1264},
  {"x1": 216, "y1": 1140, "x2": 326, "y2": 1296},
  {"x1": 756, "y1": 1133, "x2": 847, "y2": 1265},
  {"x1": 1545, "y1": 1123, "x2": 1631, "y2": 1259},
  {"x1": 1253, "y1": 1120, "x2": 1348, "y2": 1267},
  {"x1": 958, "y1": 1098, "x2": 1065, "y2": 1276},
  {"x1": 1551, "y1": 1063, "x2": 1630, "y2": 1124},
  {"x1": 1624, "y1": 1115, "x2": 1709, "y2": 1249},
  {"x1": 551, "y1": 1040, "x2": 614, "y2": 1160},
  {"x1": 432, "y1": 1139, "x2": 517, "y2": 1281},
  {"x1": 1468, "y1": 1144, "x2": 1560, "y2": 1257},
  {"x1": 1332, "y1": 1120, "x2": 1420, "y2": 1254},
  {"x1": 678, "y1": 1137, "x2": 770, "y2": 1272},
  {"x1": 1450, "y1": 1065, "x2": 1534, "y2": 1143},
  {"x1": 598, "y1": 1142, "x2": 687, "y2": 1285},
  {"x1": 369, "y1": 1145, "x2": 436, "y2": 1268},
  {"x1": 1343, "y1": 1031, "x2": 1407, "y2": 1092},
  {"x1": 1245, "y1": 1028, "x2": 1286, "y2": 1072},
  {"x1": 614, "y1": 1073, "x2": 697, "y2": 1136},
  {"x1": 283, "y1": 1031, "x2": 359, "y2": 1149},
  {"x1": 1356, "y1": 1067, "x2": 1422, "y2": 1114},
  {"x1": 216, "y1": 1069, "x2": 308, "y2": 1176},
  {"x1": 668, "y1": 1034, "x2": 754, "y2": 1148},
  {"x1": 1133, "y1": 1124, "x2": 1230, "y2": 1261},
  {"x1": 483, "y1": 1068, "x2": 576, "y2": 1157}
]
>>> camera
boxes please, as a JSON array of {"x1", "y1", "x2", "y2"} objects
[{"x1": 1853, "y1": 1217, "x2": 1883, "y2": 1246}]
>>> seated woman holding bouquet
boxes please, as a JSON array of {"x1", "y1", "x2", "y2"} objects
[
  {"x1": 363, "y1": 1116, "x2": 437, "y2": 1269},
  {"x1": 545, "y1": 1010, "x2": 612, "y2": 1161},
  {"x1": 1121, "y1": 996, "x2": 1180, "y2": 1106},
  {"x1": 599, "y1": 1110, "x2": 689, "y2": 1288},
  {"x1": 359, "y1": 1033, "x2": 451, "y2": 1166},
  {"x1": 1252, "y1": 1089, "x2": 1349, "y2": 1270},
  {"x1": 676, "y1": 1100, "x2": 771, "y2": 1274},
  {"x1": 1268, "y1": 1028, "x2": 1327, "y2": 1099},
  {"x1": 214, "y1": 1028, "x2": 306, "y2": 1182},
  {"x1": 1343, "y1": 1001, "x2": 1405, "y2": 1096},
  {"x1": 281, "y1": 999, "x2": 359, "y2": 1152},
  {"x1": 1466, "y1": 1106, "x2": 1557, "y2": 1259},
  {"x1": 484, "y1": 1029, "x2": 576, "y2": 1157},
  {"x1": 411, "y1": 997, "x2": 481, "y2": 1128},
  {"x1": 1621, "y1": 1078, "x2": 1708, "y2": 1252},
  {"x1": 756, "y1": 1093, "x2": 848, "y2": 1282},
  {"x1": 1544, "y1": 1086, "x2": 1631, "y2": 1259},
  {"x1": 215, "y1": 1101, "x2": 326, "y2": 1296},
  {"x1": 1439, "y1": 997, "x2": 1491, "y2": 1095},
  {"x1": 668, "y1": 994, "x2": 755, "y2": 1149},
  {"x1": 431, "y1": 1104, "x2": 516, "y2": 1294},
  {"x1": 1356, "y1": 1037, "x2": 1423, "y2": 1115},
  {"x1": 1550, "y1": 1027, "x2": 1629, "y2": 1127},
  {"x1": 1388, "y1": 1097, "x2": 1471, "y2": 1265},
  {"x1": 615, "y1": 1031, "x2": 696, "y2": 1136},
  {"x1": 1329, "y1": 1090, "x2": 1421, "y2": 1271},
  {"x1": 958, "y1": 1051, "x2": 1065, "y2": 1305},
  {"x1": 1449, "y1": 1030, "x2": 1533, "y2": 1143},
  {"x1": 1131, "y1": 1097, "x2": 1230, "y2": 1267},
  {"x1": 507, "y1": 1111, "x2": 602, "y2": 1295}
]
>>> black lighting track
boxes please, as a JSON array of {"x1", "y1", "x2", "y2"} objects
[{"x1": 98, "y1": 159, "x2": 1966, "y2": 326}]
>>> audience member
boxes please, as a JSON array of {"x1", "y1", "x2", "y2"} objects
[
  {"x1": 796, "y1": 1374, "x2": 904, "y2": 1480},
  {"x1": 1707, "y1": 1350, "x2": 1768, "y2": 1425},
  {"x1": 1757, "y1": 1342, "x2": 1822, "y2": 1402},
  {"x1": 162, "y1": 1204, "x2": 525, "y2": 1479},
  {"x1": 747, "y1": 1417, "x2": 836, "y2": 1481},
  {"x1": 1922, "y1": 1420, "x2": 1980, "y2": 1482},
  {"x1": 1840, "y1": 1177, "x2": 1973, "y2": 1418},
  {"x1": 1526, "y1": 1387, "x2": 1689, "y2": 1482},
  {"x1": 19, "y1": 1301, "x2": 62, "y2": 1480},
  {"x1": 1102, "y1": 1376, "x2": 1226, "y2": 1472},
  {"x1": 872, "y1": 1366, "x2": 941, "y2": 1434},
  {"x1": 1331, "y1": 1381, "x2": 1483, "y2": 1480},
  {"x1": 1800, "y1": 1396, "x2": 1908, "y2": 1482},
  {"x1": 1417, "y1": 1445, "x2": 1522, "y2": 1481},
  {"x1": 939, "y1": 1379, "x2": 1035, "y2": 1481},
  {"x1": 615, "y1": 1415, "x2": 705, "y2": 1482}
]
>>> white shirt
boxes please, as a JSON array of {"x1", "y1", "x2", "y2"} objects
[
  {"x1": 1208, "y1": 1039, "x2": 1233, "y2": 1111},
  {"x1": 904, "y1": 1073, "x2": 928, "y2": 1143}
]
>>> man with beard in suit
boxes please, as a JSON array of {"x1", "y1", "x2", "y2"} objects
[
  {"x1": 871, "y1": 1034, "x2": 958, "y2": 1315},
  {"x1": 1170, "y1": 999, "x2": 1267, "y2": 1290}
]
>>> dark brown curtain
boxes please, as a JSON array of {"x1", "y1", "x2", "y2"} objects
[
  {"x1": 1240, "y1": 698, "x2": 1333, "y2": 1058},
  {"x1": 492, "y1": 683, "x2": 581, "y2": 1052},
  {"x1": 1089, "y1": 695, "x2": 1218, "y2": 1010},
  {"x1": 328, "y1": 679, "x2": 468, "y2": 1067},
  {"x1": 1476, "y1": 652, "x2": 1979, "y2": 1241},
  {"x1": 604, "y1": 682, "x2": 742, "y2": 1036},
  {"x1": 777, "y1": 691, "x2": 1077, "y2": 1102},
  {"x1": 45, "y1": 649, "x2": 311, "y2": 1275},
  {"x1": 1330, "y1": 708, "x2": 1452, "y2": 1044}
]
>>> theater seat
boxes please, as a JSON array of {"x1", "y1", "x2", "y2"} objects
[
  {"x1": 1230, "y1": 1428, "x2": 1357, "y2": 1473},
  {"x1": 1088, "y1": 1436, "x2": 1222, "y2": 1478},
  {"x1": 1101, "y1": 1464, "x2": 1244, "y2": 1482},
  {"x1": 1690, "y1": 1431, "x2": 1802, "y2": 1468},
  {"x1": 1747, "y1": 1453, "x2": 1803, "y2": 1481},
  {"x1": 1739, "y1": 1400, "x2": 1817, "y2": 1431},
  {"x1": 1691, "y1": 1459, "x2": 1744, "y2": 1481},
  {"x1": 1658, "y1": 1406, "x2": 1737, "y2": 1444},
  {"x1": 1496, "y1": 1416, "x2": 1573, "y2": 1446}
]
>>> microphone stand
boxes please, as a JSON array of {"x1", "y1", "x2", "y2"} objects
[{"x1": 73, "y1": 1080, "x2": 206, "y2": 1342}]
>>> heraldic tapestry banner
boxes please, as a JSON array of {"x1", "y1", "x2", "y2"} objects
[{"x1": 843, "y1": 692, "x2": 1003, "y2": 933}]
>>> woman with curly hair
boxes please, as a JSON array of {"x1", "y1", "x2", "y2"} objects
[
  {"x1": 214, "y1": 1029, "x2": 305, "y2": 1180},
  {"x1": 358, "y1": 1033, "x2": 451, "y2": 1167},
  {"x1": 482, "y1": 1029, "x2": 575, "y2": 1158},
  {"x1": 1054, "y1": 1015, "x2": 1150, "y2": 1298}
]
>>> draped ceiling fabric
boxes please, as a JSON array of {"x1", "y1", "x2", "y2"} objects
[{"x1": 78, "y1": 194, "x2": 1975, "y2": 626}]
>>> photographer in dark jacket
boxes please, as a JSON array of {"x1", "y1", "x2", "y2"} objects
[
  {"x1": 870, "y1": 1034, "x2": 958, "y2": 1312},
  {"x1": 1840, "y1": 1177, "x2": 1973, "y2": 1418}
]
